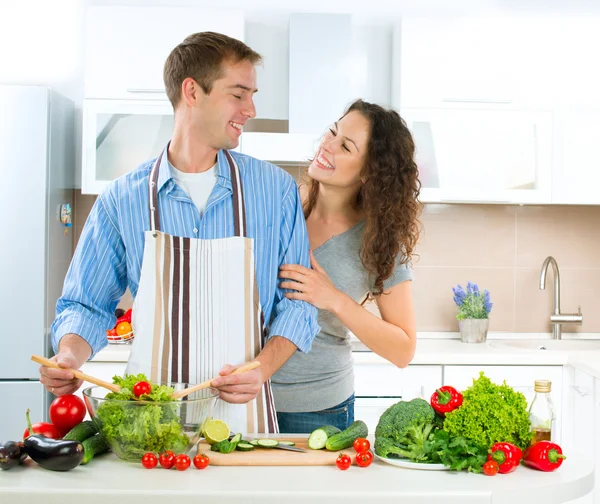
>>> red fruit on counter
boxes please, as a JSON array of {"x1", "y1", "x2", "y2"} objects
[
  {"x1": 174, "y1": 454, "x2": 191, "y2": 471},
  {"x1": 523, "y1": 441, "x2": 566, "y2": 472},
  {"x1": 49, "y1": 395, "x2": 86, "y2": 435},
  {"x1": 141, "y1": 452, "x2": 158, "y2": 469},
  {"x1": 488, "y1": 442, "x2": 522, "y2": 474},
  {"x1": 336, "y1": 453, "x2": 352, "y2": 470},
  {"x1": 23, "y1": 421, "x2": 61, "y2": 440},
  {"x1": 355, "y1": 451, "x2": 373, "y2": 468},
  {"x1": 193, "y1": 453, "x2": 209, "y2": 469},
  {"x1": 353, "y1": 438, "x2": 370, "y2": 454},
  {"x1": 430, "y1": 386, "x2": 463, "y2": 416},
  {"x1": 159, "y1": 451, "x2": 175, "y2": 469},
  {"x1": 483, "y1": 460, "x2": 500, "y2": 476}
]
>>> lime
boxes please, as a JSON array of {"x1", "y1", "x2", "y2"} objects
[{"x1": 203, "y1": 419, "x2": 230, "y2": 445}]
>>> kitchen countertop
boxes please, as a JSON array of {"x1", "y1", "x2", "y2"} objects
[
  {"x1": 0, "y1": 451, "x2": 593, "y2": 504},
  {"x1": 93, "y1": 336, "x2": 600, "y2": 379}
]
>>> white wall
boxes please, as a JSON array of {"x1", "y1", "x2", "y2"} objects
[{"x1": 0, "y1": 0, "x2": 87, "y2": 186}]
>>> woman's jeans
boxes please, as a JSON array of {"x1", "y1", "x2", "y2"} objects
[{"x1": 276, "y1": 394, "x2": 355, "y2": 434}]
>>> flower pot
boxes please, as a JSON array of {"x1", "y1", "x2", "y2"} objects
[{"x1": 459, "y1": 318, "x2": 489, "y2": 344}]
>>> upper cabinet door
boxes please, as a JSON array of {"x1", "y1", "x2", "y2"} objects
[
  {"x1": 398, "y1": 17, "x2": 524, "y2": 108},
  {"x1": 402, "y1": 107, "x2": 553, "y2": 204},
  {"x1": 84, "y1": 7, "x2": 245, "y2": 100}
]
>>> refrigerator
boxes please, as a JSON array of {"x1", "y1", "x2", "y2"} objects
[{"x1": 0, "y1": 85, "x2": 74, "y2": 440}]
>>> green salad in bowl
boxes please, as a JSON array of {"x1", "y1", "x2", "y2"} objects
[{"x1": 82, "y1": 374, "x2": 218, "y2": 461}]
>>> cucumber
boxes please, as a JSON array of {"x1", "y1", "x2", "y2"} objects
[
  {"x1": 218, "y1": 433, "x2": 242, "y2": 454},
  {"x1": 211, "y1": 439, "x2": 230, "y2": 452},
  {"x1": 248, "y1": 439, "x2": 259, "y2": 446},
  {"x1": 63, "y1": 421, "x2": 98, "y2": 442},
  {"x1": 325, "y1": 420, "x2": 368, "y2": 451},
  {"x1": 236, "y1": 442, "x2": 255, "y2": 451},
  {"x1": 81, "y1": 434, "x2": 110, "y2": 465},
  {"x1": 278, "y1": 441, "x2": 296, "y2": 446},
  {"x1": 308, "y1": 425, "x2": 342, "y2": 450},
  {"x1": 256, "y1": 439, "x2": 279, "y2": 448}
]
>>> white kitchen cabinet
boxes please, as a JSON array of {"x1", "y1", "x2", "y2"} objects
[
  {"x1": 81, "y1": 99, "x2": 174, "y2": 194},
  {"x1": 443, "y1": 365, "x2": 563, "y2": 443},
  {"x1": 561, "y1": 366, "x2": 596, "y2": 504},
  {"x1": 398, "y1": 18, "x2": 528, "y2": 108},
  {"x1": 552, "y1": 106, "x2": 600, "y2": 205},
  {"x1": 353, "y1": 363, "x2": 442, "y2": 434},
  {"x1": 84, "y1": 6, "x2": 244, "y2": 100},
  {"x1": 402, "y1": 107, "x2": 552, "y2": 204}
]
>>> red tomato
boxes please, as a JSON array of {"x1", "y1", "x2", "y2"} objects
[
  {"x1": 193, "y1": 453, "x2": 210, "y2": 469},
  {"x1": 174, "y1": 454, "x2": 191, "y2": 471},
  {"x1": 133, "y1": 381, "x2": 152, "y2": 397},
  {"x1": 483, "y1": 460, "x2": 500, "y2": 476},
  {"x1": 49, "y1": 395, "x2": 86, "y2": 435},
  {"x1": 106, "y1": 328, "x2": 118, "y2": 337},
  {"x1": 353, "y1": 438, "x2": 370, "y2": 454},
  {"x1": 336, "y1": 453, "x2": 352, "y2": 471},
  {"x1": 159, "y1": 451, "x2": 175, "y2": 469},
  {"x1": 23, "y1": 422, "x2": 61, "y2": 440},
  {"x1": 141, "y1": 453, "x2": 158, "y2": 469},
  {"x1": 355, "y1": 450, "x2": 373, "y2": 468},
  {"x1": 124, "y1": 308, "x2": 132, "y2": 323}
]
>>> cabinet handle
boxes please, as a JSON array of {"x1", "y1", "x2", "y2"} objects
[
  {"x1": 572, "y1": 386, "x2": 591, "y2": 397},
  {"x1": 442, "y1": 98, "x2": 513, "y2": 104},
  {"x1": 126, "y1": 88, "x2": 166, "y2": 94}
]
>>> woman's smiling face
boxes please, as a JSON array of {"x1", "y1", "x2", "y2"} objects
[{"x1": 308, "y1": 110, "x2": 371, "y2": 190}]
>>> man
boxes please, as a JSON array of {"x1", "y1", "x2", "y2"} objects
[{"x1": 40, "y1": 32, "x2": 319, "y2": 433}]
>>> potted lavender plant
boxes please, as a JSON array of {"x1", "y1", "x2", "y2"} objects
[{"x1": 452, "y1": 282, "x2": 493, "y2": 343}]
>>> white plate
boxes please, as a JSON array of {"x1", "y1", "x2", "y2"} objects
[{"x1": 374, "y1": 453, "x2": 449, "y2": 471}]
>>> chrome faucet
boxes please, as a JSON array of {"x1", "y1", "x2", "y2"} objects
[{"x1": 539, "y1": 256, "x2": 583, "y2": 340}]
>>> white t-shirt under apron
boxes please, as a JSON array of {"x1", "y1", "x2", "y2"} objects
[{"x1": 169, "y1": 161, "x2": 217, "y2": 215}]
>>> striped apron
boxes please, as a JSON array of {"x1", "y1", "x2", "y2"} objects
[{"x1": 126, "y1": 148, "x2": 278, "y2": 434}]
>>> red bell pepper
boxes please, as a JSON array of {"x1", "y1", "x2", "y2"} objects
[
  {"x1": 523, "y1": 441, "x2": 566, "y2": 472},
  {"x1": 488, "y1": 442, "x2": 522, "y2": 474},
  {"x1": 430, "y1": 386, "x2": 463, "y2": 415}
]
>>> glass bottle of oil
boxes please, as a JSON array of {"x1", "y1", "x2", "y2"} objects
[{"x1": 528, "y1": 379, "x2": 555, "y2": 444}]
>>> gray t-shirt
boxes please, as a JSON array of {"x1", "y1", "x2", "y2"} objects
[{"x1": 272, "y1": 221, "x2": 413, "y2": 413}]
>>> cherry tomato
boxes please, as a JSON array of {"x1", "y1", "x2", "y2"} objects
[
  {"x1": 193, "y1": 453, "x2": 210, "y2": 469},
  {"x1": 48, "y1": 394, "x2": 86, "y2": 435},
  {"x1": 106, "y1": 328, "x2": 118, "y2": 337},
  {"x1": 174, "y1": 453, "x2": 191, "y2": 471},
  {"x1": 124, "y1": 308, "x2": 132, "y2": 323},
  {"x1": 141, "y1": 452, "x2": 158, "y2": 469},
  {"x1": 23, "y1": 421, "x2": 61, "y2": 440},
  {"x1": 353, "y1": 438, "x2": 370, "y2": 454},
  {"x1": 336, "y1": 453, "x2": 352, "y2": 471},
  {"x1": 133, "y1": 381, "x2": 152, "y2": 397},
  {"x1": 159, "y1": 450, "x2": 175, "y2": 469},
  {"x1": 355, "y1": 450, "x2": 373, "y2": 468},
  {"x1": 483, "y1": 459, "x2": 500, "y2": 476}
]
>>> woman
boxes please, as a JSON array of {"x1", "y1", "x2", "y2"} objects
[{"x1": 272, "y1": 99, "x2": 422, "y2": 433}]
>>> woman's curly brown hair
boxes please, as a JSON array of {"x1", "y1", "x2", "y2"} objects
[{"x1": 303, "y1": 99, "x2": 422, "y2": 297}]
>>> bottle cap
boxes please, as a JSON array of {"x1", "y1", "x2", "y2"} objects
[{"x1": 534, "y1": 379, "x2": 552, "y2": 392}]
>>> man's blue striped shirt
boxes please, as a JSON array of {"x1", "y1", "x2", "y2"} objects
[{"x1": 52, "y1": 148, "x2": 320, "y2": 358}]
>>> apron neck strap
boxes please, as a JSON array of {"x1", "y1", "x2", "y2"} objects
[
  {"x1": 224, "y1": 150, "x2": 246, "y2": 238},
  {"x1": 148, "y1": 151, "x2": 162, "y2": 232},
  {"x1": 147, "y1": 149, "x2": 246, "y2": 237}
]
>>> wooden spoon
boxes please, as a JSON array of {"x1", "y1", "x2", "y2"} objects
[
  {"x1": 171, "y1": 361, "x2": 261, "y2": 400},
  {"x1": 31, "y1": 355, "x2": 121, "y2": 393},
  {"x1": 33, "y1": 354, "x2": 261, "y2": 400}
]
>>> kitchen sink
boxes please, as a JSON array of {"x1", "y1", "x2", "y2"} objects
[{"x1": 489, "y1": 340, "x2": 600, "y2": 352}]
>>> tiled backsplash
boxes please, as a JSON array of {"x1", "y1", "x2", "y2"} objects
[{"x1": 73, "y1": 190, "x2": 600, "y2": 334}]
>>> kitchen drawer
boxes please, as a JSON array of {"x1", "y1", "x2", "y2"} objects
[
  {"x1": 353, "y1": 363, "x2": 442, "y2": 399},
  {"x1": 354, "y1": 397, "x2": 400, "y2": 437}
]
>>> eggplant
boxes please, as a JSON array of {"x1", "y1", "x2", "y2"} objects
[
  {"x1": 0, "y1": 440, "x2": 27, "y2": 470},
  {"x1": 24, "y1": 434, "x2": 84, "y2": 471}
]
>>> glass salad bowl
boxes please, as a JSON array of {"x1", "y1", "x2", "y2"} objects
[{"x1": 83, "y1": 384, "x2": 219, "y2": 462}]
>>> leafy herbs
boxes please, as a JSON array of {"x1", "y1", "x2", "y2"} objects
[
  {"x1": 443, "y1": 372, "x2": 533, "y2": 451},
  {"x1": 94, "y1": 374, "x2": 189, "y2": 460}
]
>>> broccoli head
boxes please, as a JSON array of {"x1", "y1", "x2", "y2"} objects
[{"x1": 374, "y1": 398, "x2": 436, "y2": 460}]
